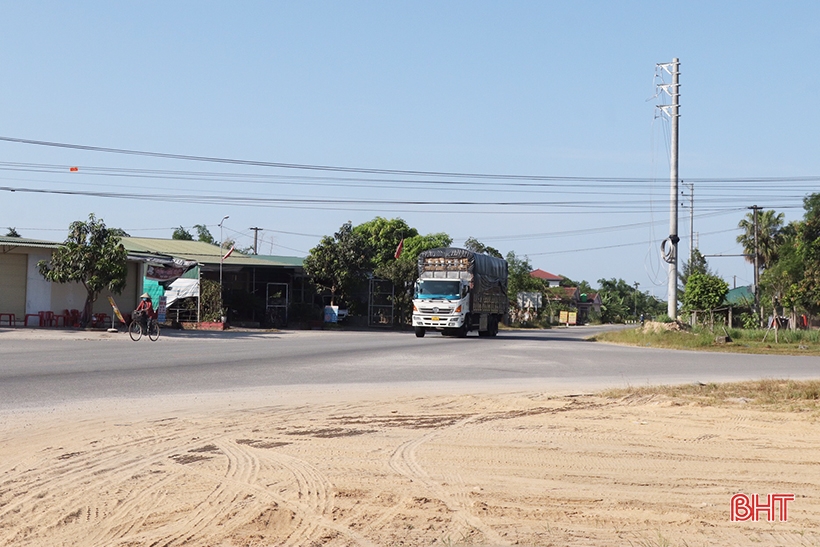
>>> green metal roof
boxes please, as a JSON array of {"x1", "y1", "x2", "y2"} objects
[
  {"x1": 254, "y1": 254, "x2": 305, "y2": 267},
  {"x1": 724, "y1": 285, "x2": 754, "y2": 307},
  {"x1": 0, "y1": 235, "x2": 62, "y2": 250},
  {"x1": 121, "y1": 237, "x2": 302, "y2": 267}
]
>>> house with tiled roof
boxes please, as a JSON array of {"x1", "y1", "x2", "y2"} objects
[{"x1": 530, "y1": 269, "x2": 562, "y2": 287}]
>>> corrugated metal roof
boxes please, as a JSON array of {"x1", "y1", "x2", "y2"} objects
[
  {"x1": 724, "y1": 285, "x2": 754, "y2": 306},
  {"x1": 121, "y1": 237, "x2": 302, "y2": 267},
  {"x1": 254, "y1": 254, "x2": 305, "y2": 267},
  {"x1": 0, "y1": 236, "x2": 61, "y2": 250}
]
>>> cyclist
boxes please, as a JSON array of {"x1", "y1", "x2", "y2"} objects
[{"x1": 133, "y1": 293, "x2": 157, "y2": 330}]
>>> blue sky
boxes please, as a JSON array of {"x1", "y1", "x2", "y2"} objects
[{"x1": 2, "y1": 2, "x2": 819, "y2": 298}]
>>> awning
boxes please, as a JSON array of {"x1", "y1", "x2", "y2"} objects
[{"x1": 165, "y1": 278, "x2": 199, "y2": 307}]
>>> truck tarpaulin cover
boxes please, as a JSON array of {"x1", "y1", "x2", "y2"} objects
[{"x1": 417, "y1": 247, "x2": 508, "y2": 294}]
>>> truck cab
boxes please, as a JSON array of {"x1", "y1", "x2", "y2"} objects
[{"x1": 412, "y1": 279, "x2": 470, "y2": 336}]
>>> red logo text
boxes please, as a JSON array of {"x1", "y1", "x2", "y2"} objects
[{"x1": 731, "y1": 494, "x2": 794, "y2": 522}]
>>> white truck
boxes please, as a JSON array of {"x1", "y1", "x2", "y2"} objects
[{"x1": 412, "y1": 247, "x2": 509, "y2": 338}]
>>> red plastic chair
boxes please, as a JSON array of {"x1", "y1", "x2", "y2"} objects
[
  {"x1": 38, "y1": 311, "x2": 56, "y2": 327},
  {"x1": 24, "y1": 314, "x2": 40, "y2": 327}
]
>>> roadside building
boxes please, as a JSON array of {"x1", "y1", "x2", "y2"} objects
[
  {"x1": 120, "y1": 238, "x2": 307, "y2": 326},
  {"x1": 0, "y1": 235, "x2": 142, "y2": 327}
]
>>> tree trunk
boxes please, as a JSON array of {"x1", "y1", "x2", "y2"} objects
[{"x1": 82, "y1": 292, "x2": 94, "y2": 328}]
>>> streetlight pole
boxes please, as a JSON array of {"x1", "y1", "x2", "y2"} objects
[{"x1": 218, "y1": 215, "x2": 229, "y2": 302}]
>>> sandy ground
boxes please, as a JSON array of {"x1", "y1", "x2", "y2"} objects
[{"x1": 1, "y1": 380, "x2": 819, "y2": 547}]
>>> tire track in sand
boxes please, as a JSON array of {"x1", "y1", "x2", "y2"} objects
[
  {"x1": 0, "y1": 425, "x2": 224, "y2": 547},
  {"x1": 388, "y1": 416, "x2": 508, "y2": 546}
]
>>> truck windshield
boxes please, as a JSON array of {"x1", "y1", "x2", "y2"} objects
[{"x1": 415, "y1": 280, "x2": 461, "y2": 300}]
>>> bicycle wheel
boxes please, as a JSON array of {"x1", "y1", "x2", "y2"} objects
[
  {"x1": 128, "y1": 320, "x2": 143, "y2": 341},
  {"x1": 148, "y1": 319, "x2": 160, "y2": 341}
]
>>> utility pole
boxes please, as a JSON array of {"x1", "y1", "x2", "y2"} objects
[
  {"x1": 633, "y1": 281, "x2": 640, "y2": 318},
  {"x1": 656, "y1": 58, "x2": 680, "y2": 319},
  {"x1": 249, "y1": 227, "x2": 262, "y2": 255}
]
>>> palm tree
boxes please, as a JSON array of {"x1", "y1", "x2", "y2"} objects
[{"x1": 736, "y1": 209, "x2": 785, "y2": 273}]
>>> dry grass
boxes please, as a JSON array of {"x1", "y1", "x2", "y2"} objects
[{"x1": 602, "y1": 378, "x2": 820, "y2": 413}]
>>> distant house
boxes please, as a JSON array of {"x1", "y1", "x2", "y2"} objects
[
  {"x1": 541, "y1": 286, "x2": 602, "y2": 324},
  {"x1": 530, "y1": 269, "x2": 562, "y2": 287},
  {"x1": 577, "y1": 291, "x2": 603, "y2": 322}
]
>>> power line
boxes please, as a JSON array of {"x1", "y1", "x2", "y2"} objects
[
  {"x1": 2, "y1": 136, "x2": 820, "y2": 184},
  {"x1": 5, "y1": 184, "x2": 780, "y2": 212}
]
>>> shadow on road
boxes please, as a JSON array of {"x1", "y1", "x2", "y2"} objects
[{"x1": 160, "y1": 329, "x2": 287, "y2": 340}]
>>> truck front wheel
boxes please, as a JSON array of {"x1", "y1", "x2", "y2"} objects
[{"x1": 414, "y1": 327, "x2": 426, "y2": 338}]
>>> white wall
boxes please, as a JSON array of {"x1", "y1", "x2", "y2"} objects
[{"x1": 25, "y1": 252, "x2": 53, "y2": 314}]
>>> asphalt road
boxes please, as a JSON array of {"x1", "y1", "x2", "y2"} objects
[{"x1": 1, "y1": 326, "x2": 818, "y2": 410}]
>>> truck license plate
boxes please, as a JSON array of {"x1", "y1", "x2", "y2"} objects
[{"x1": 431, "y1": 316, "x2": 440, "y2": 321}]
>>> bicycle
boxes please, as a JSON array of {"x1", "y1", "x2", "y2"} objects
[{"x1": 128, "y1": 314, "x2": 160, "y2": 341}]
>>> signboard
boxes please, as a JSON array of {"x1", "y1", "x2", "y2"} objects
[
  {"x1": 146, "y1": 264, "x2": 186, "y2": 281},
  {"x1": 568, "y1": 312, "x2": 577, "y2": 325},
  {"x1": 324, "y1": 305, "x2": 339, "y2": 323},
  {"x1": 157, "y1": 296, "x2": 167, "y2": 323},
  {"x1": 517, "y1": 292, "x2": 542, "y2": 309},
  {"x1": 559, "y1": 310, "x2": 569, "y2": 323}
]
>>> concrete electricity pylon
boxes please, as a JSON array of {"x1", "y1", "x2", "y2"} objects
[{"x1": 656, "y1": 58, "x2": 680, "y2": 318}]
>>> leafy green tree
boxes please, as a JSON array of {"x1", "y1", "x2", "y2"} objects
[
  {"x1": 194, "y1": 224, "x2": 215, "y2": 244},
  {"x1": 108, "y1": 227, "x2": 130, "y2": 237},
  {"x1": 792, "y1": 194, "x2": 820, "y2": 317},
  {"x1": 401, "y1": 232, "x2": 452, "y2": 259},
  {"x1": 678, "y1": 248, "x2": 711, "y2": 287},
  {"x1": 559, "y1": 275, "x2": 594, "y2": 294},
  {"x1": 681, "y1": 272, "x2": 729, "y2": 326},
  {"x1": 354, "y1": 217, "x2": 418, "y2": 268},
  {"x1": 597, "y1": 278, "x2": 636, "y2": 323},
  {"x1": 464, "y1": 237, "x2": 503, "y2": 259},
  {"x1": 38, "y1": 214, "x2": 128, "y2": 327},
  {"x1": 597, "y1": 278, "x2": 665, "y2": 323},
  {"x1": 172, "y1": 226, "x2": 194, "y2": 240},
  {"x1": 374, "y1": 232, "x2": 453, "y2": 323},
  {"x1": 5, "y1": 227, "x2": 21, "y2": 237},
  {"x1": 506, "y1": 251, "x2": 544, "y2": 304},
  {"x1": 306, "y1": 218, "x2": 453, "y2": 322},
  {"x1": 599, "y1": 291, "x2": 629, "y2": 324},
  {"x1": 303, "y1": 221, "x2": 371, "y2": 305},
  {"x1": 760, "y1": 232, "x2": 802, "y2": 323},
  {"x1": 737, "y1": 209, "x2": 784, "y2": 273}
]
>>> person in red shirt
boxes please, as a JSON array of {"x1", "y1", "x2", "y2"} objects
[{"x1": 134, "y1": 293, "x2": 156, "y2": 327}]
